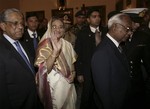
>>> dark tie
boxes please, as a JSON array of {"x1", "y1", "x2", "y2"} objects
[
  {"x1": 95, "y1": 29, "x2": 101, "y2": 46},
  {"x1": 32, "y1": 33, "x2": 38, "y2": 50},
  {"x1": 14, "y1": 41, "x2": 34, "y2": 73},
  {"x1": 118, "y1": 45, "x2": 123, "y2": 53}
]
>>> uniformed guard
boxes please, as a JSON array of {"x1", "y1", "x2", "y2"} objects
[
  {"x1": 70, "y1": 10, "x2": 87, "y2": 36},
  {"x1": 121, "y1": 8, "x2": 150, "y2": 109}
]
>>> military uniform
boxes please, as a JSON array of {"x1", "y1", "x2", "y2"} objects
[
  {"x1": 122, "y1": 8, "x2": 150, "y2": 109},
  {"x1": 70, "y1": 23, "x2": 87, "y2": 36},
  {"x1": 70, "y1": 9, "x2": 87, "y2": 36}
]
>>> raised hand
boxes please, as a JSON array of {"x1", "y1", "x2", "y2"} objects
[{"x1": 50, "y1": 31, "x2": 62, "y2": 57}]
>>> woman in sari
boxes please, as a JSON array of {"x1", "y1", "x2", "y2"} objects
[{"x1": 35, "y1": 16, "x2": 77, "y2": 109}]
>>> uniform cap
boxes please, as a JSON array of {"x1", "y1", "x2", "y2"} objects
[
  {"x1": 75, "y1": 10, "x2": 86, "y2": 17},
  {"x1": 121, "y1": 8, "x2": 148, "y2": 23}
]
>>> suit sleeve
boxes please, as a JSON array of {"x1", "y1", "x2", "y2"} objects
[
  {"x1": 91, "y1": 50, "x2": 113, "y2": 109},
  {"x1": 143, "y1": 43, "x2": 150, "y2": 101},
  {"x1": 143, "y1": 43, "x2": 150, "y2": 75},
  {"x1": 0, "y1": 57, "x2": 11, "y2": 109},
  {"x1": 74, "y1": 32, "x2": 84, "y2": 76}
]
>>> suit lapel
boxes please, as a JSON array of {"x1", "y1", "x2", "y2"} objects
[
  {"x1": 2, "y1": 36, "x2": 35, "y2": 76},
  {"x1": 106, "y1": 37, "x2": 129, "y2": 72},
  {"x1": 20, "y1": 41, "x2": 35, "y2": 72}
]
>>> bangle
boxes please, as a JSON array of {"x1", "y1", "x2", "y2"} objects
[{"x1": 51, "y1": 54, "x2": 58, "y2": 58}]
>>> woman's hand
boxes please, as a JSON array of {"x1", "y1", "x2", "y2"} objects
[
  {"x1": 68, "y1": 73, "x2": 75, "y2": 83},
  {"x1": 51, "y1": 31, "x2": 62, "y2": 57}
]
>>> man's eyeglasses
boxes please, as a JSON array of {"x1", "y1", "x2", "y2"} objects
[
  {"x1": 4, "y1": 20, "x2": 24, "y2": 28},
  {"x1": 116, "y1": 23, "x2": 132, "y2": 32}
]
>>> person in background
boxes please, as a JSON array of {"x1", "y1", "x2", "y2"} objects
[
  {"x1": 20, "y1": 12, "x2": 40, "y2": 62},
  {"x1": 38, "y1": 17, "x2": 48, "y2": 36},
  {"x1": 91, "y1": 13, "x2": 133, "y2": 109},
  {"x1": 121, "y1": 8, "x2": 150, "y2": 109},
  {"x1": 140, "y1": 9, "x2": 150, "y2": 34},
  {"x1": 70, "y1": 9, "x2": 87, "y2": 36},
  {"x1": 63, "y1": 14, "x2": 76, "y2": 48},
  {"x1": 35, "y1": 16, "x2": 77, "y2": 109},
  {"x1": 0, "y1": 8, "x2": 43, "y2": 109},
  {"x1": 75, "y1": 8, "x2": 104, "y2": 109}
]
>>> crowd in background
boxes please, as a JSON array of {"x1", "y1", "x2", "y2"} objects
[{"x1": 0, "y1": 7, "x2": 150, "y2": 109}]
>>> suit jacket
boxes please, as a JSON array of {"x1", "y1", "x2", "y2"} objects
[
  {"x1": 75, "y1": 26, "x2": 96, "y2": 78},
  {"x1": 75, "y1": 26, "x2": 105, "y2": 108},
  {"x1": 91, "y1": 36, "x2": 131, "y2": 109},
  {"x1": 75, "y1": 25, "x2": 105, "y2": 77},
  {"x1": 0, "y1": 36, "x2": 42, "y2": 109},
  {"x1": 21, "y1": 29, "x2": 40, "y2": 61}
]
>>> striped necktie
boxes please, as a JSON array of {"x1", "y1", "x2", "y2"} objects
[
  {"x1": 95, "y1": 29, "x2": 101, "y2": 46},
  {"x1": 14, "y1": 41, "x2": 34, "y2": 74},
  {"x1": 118, "y1": 45, "x2": 123, "y2": 53},
  {"x1": 32, "y1": 33, "x2": 38, "y2": 50}
]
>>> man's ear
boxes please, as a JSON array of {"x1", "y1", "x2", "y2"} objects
[
  {"x1": 112, "y1": 23, "x2": 117, "y2": 32},
  {"x1": 0, "y1": 22, "x2": 6, "y2": 31}
]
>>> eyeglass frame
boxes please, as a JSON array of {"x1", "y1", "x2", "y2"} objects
[
  {"x1": 115, "y1": 23, "x2": 132, "y2": 32},
  {"x1": 4, "y1": 20, "x2": 24, "y2": 29},
  {"x1": 51, "y1": 25, "x2": 64, "y2": 30}
]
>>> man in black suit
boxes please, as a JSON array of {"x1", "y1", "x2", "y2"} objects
[
  {"x1": 21, "y1": 12, "x2": 40, "y2": 62},
  {"x1": 0, "y1": 8, "x2": 43, "y2": 109},
  {"x1": 75, "y1": 9, "x2": 104, "y2": 109},
  {"x1": 91, "y1": 13, "x2": 132, "y2": 109}
]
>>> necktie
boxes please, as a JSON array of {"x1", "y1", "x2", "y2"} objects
[
  {"x1": 95, "y1": 29, "x2": 101, "y2": 46},
  {"x1": 14, "y1": 41, "x2": 34, "y2": 73},
  {"x1": 118, "y1": 45, "x2": 123, "y2": 53},
  {"x1": 32, "y1": 33, "x2": 38, "y2": 50}
]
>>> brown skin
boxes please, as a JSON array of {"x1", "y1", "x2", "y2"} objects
[
  {"x1": 26, "y1": 16, "x2": 39, "y2": 32},
  {"x1": 108, "y1": 15, "x2": 132, "y2": 43},
  {"x1": 0, "y1": 12, "x2": 24, "y2": 40},
  {"x1": 87, "y1": 11, "x2": 101, "y2": 28},
  {"x1": 76, "y1": 15, "x2": 86, "y2": 25},
  {"x1": 46, "y1": 19, "x2": 75, "y2": 83}
]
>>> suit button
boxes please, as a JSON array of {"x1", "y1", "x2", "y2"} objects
[{"x1": 130, "y1": 61, "x2": 133, "y2": 64}]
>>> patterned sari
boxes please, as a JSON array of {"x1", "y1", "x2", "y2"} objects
[{"x1": 35, "y1": 20, "x2": 77, "y2": 109}]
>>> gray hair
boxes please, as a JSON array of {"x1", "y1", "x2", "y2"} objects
[
  {"x1": 108, "y1": 13, "x2": 129, "y2": 29},
  {"x1": 0, "y1": 8, "x2": 23, "y2": 23}
]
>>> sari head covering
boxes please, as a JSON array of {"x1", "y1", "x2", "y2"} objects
[
  {"x1": 35, "y1": 16, "x2": 73, "y2": 78},
  {"x1": 35, "y1": 16, "x2": 77, "y2": 109}
]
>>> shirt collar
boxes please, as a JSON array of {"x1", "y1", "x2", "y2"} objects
[
  {"x1": 106, "y1": 33, "x2": 119, "y2": 47},
  {"x1": 27, "y1": 29, "x2": 37, "y2": 38},
  {"x1": 3, "y1": 33, "x2": 16, "y2": 44},
  {"x1": 90, "y1": 26, "x2": 100, "y2": 33}
]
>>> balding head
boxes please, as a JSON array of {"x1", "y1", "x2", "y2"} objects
[{"x1": 107, "y1": 13, "x2": 132, "y2": 43}]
